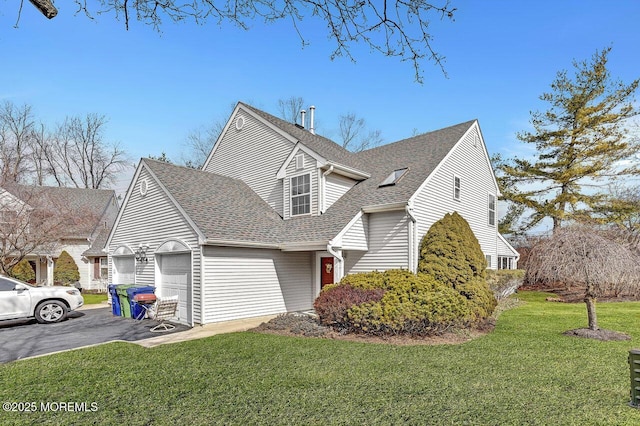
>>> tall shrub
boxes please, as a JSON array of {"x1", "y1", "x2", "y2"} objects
[
  {"x1": 418, "y1": 212, "x2": 487, "y2": 287},
  {"x1": 11, "y1": 259, "x2": 35, "y2": 282},
  {"x1": 54, "y1": 250, "x2": 80, "y2": 286}
]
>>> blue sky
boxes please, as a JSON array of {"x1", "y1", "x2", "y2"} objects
[{"x1": 1, "y1": 0, "x2": 639, "y2": 198}]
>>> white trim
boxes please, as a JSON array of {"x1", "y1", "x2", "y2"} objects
[
  {"x1": 290, "y1": 172, "x2": 311, "y2": 216},
  {"x1": 362, "y1": 202, "x2": 407, "y2": 213},
  {"x1": 156, "y1": 238, "x2": 192, "y2": 254},
  {"x1": 498, "y1": 233, "x2": 520, "y2": 258},
  {"x1": 276, "y1": 143, "x2": 326, "y2": 179},
  {"x1": 488, "y1": 193, "x2": 497, "y2": 227},
  {"x1": 453, "y1": 174, "x2": 461, "y2": 201}
]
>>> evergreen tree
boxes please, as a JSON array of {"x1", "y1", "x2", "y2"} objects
[
  {"x1": 54, "y1": 250, "x2": 80, "y2": 286},
  {"x1": 418, "y1": 212, "x2": 487, "y2": 287},
  {"x1": 11, "y1": 259, "x2": 35, "y2": 282},
  {"x1": 496, "y1": 47, "x2": 639, "y2": 231}
]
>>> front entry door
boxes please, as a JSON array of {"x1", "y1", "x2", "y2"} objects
[{"x1": 320, "y1": 257, "x2": 334, "y2": 289}]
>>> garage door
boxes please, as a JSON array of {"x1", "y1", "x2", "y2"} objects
[
  {"x1": 112, "y1": 256, "x2": 135, "y2": 284},
  {"x1": 157, "y1": 253, "x2": 191, "y2": 325}
]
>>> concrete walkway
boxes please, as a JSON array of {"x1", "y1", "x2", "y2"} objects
[{"x1": 134, "y1": 314, "x2": 278, "y2": 348}]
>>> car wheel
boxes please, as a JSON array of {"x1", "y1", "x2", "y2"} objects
[{"x1": 34, "y1": 301, "x2": 68, "y2": 324}]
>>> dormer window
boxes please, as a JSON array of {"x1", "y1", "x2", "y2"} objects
[
  {"x1": 379, "y1": 168, "x2": 408, "y2": 187},
  {"x1": 291, "y1": 174, "x2": 310, "y2": 216}
]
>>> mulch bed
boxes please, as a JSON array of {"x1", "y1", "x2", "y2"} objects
[{"x1": 563, "y1": 328, "x2": 631, "y2": 341}]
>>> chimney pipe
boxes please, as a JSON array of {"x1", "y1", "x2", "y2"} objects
[
  {"x1": 300, "y1": 109, "x2": 306, "y2": 128},
  {"x1": 309, "y1": 105, "x2": 315, "y2": 134}
]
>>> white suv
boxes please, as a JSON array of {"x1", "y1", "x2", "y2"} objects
[{"x1": 0, "y1": 276, "x2": 84, "y2": 323}]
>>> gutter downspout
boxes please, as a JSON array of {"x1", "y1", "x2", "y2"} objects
[
  {"x1": 326, "y1": 241, "x2": 344, "y2": 283},
  {"x1": 405, "y1": 204, "x2": 417, "y2": 273},
  {"x1": 320, "y1": 165, "x2": 334, "y2": 214}
]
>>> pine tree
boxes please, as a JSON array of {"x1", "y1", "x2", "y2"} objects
[
  {"x1": 418, "y1": 212, "x2": 487, "y2": 287},
  {"x1": 54, "y1": 250, "x2": 80, "y2": 286},
  {"x1": 497, "y1": 47, "x2": 639, "y2": 231},
  {"x1": 11, "y1": 259, "x2": 35, "y2": 282}
]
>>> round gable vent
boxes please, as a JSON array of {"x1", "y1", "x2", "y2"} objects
[
  {"x1": 235, "y1": 116, "x2": 245, "y2": 130},
  {"x1": 139, "y1": 178, "x2": 149, "y2": 196}
]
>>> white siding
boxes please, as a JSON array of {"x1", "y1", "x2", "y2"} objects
[
  {"x1": 283, "y1": 152, "x2": 318, "y2": 219},
  {"x1": 411, "y1": 125, "x2": 499, "y2": 269},
  {"x1": 324, "y1": 173, "x2": 356, "y2": 211},
  {"x1": 346, "y1": 211, "x2": 409, "y2": 273},
  {"x1": 202, "y1": 247, "x2": 313, "y2": 323},
  {"x1": 341, "y1": 214, "x2": 368, "y2": 250},
  {"x1": 108, "y1": 168, "x2": 202, "y2": 323},
  {"x1": 203, "y1": 111, "x2": 293, "y2": 216}
]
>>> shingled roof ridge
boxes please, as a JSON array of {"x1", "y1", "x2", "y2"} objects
[{"x1": 356, "y1": 119, "x2": 477, "y2": 156}]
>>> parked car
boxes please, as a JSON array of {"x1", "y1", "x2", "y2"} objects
[{"x1": 0, "y1": 276, "x2": 84, "y2": 323}]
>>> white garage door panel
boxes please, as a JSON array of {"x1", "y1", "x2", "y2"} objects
[
  {"x1": 113, "y1": 257, "x2": 135, "y2": 284},
  {"x1": 158, "y1": 254, "x2": 190, "y2": 325}
]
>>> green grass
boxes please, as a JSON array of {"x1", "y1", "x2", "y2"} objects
[
  {"x1": 2, "y1": 291, "x2": 640, "y2": 425},
  {"x1": 81, "y1": 293, "x2": 108, "y2": 305}
]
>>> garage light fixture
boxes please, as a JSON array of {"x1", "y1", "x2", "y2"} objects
[{"x1": 135, "y1": 244, "x2": 149, "y2": 263}]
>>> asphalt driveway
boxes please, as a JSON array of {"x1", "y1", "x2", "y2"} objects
[{"x1": 0, "y1": 307, "x2": 189, "y2": 363}]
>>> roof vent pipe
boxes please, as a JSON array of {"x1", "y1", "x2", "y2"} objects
[
  {"x1": 300, "y1": 110, "x2": 306, "y2": 128},
  {"x1": 309, "y1": 105, "x2": 315, "y2": 134}
]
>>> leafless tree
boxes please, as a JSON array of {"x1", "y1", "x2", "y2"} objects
[
  {"x1": 0, "y1": 102, "x2": 38, "y2": 184},
  {"x1": 46, "y1": 114, "x2": 128, "y2": 189},
  {"x1": 21, "y1": 0, "x2": 456, "y2": 83},
  {"x1": 338, "y1": 112, "x2": 383, "y2": 152},
  {"x1": 526, "y1": 226, "x2": 640, "y2": 330},
  {"x1": 278, "y1": 96, "x2": 306, "y2": 124},
  {"x1": 0, "y1": 185, "x2": 98, "y2": 276}
]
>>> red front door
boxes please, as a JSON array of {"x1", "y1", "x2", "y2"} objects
[{"x1": 320, "y1": 257, "x2": 334, "y2": 288}]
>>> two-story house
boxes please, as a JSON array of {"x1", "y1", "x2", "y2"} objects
[
  {"x1": 107, "y1": 102, "x2": 519, "y2": 325},
  {"x1": 0, "y1": 184, "x2": 118, "y2": 291}
]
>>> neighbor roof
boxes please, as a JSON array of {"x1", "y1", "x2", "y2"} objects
[{"x1": 1, "y1": 184, "x2": 117, "y2": 254}]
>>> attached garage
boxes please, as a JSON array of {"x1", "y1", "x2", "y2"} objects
[
  {"x1": 112, "y1": 246, "x2": 135, "y2": 284},
  {"x1": 155, "y1": 241, "x2": 192, "y2": 325}
]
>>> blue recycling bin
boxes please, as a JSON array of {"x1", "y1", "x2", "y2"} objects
[
  {"x1": 108, "y1": 284, "x2": 121, "y2": 316},
  {"x1": 126, "y1": 286, "x2": 156, "y2": 320}
]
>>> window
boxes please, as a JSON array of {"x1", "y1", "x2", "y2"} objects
[
  {"x1": 485, "y1": 255, "x2": 492, "y2": 267},
  {"x1": 379, "y1": 168, "x2": 408, "y2": 187},
  {"x1": 291, "y1": 174, "x2": 311, "y2": 216},
  {"x1": 295, "y1": 154, "x2": 304, "y2": 170},
  {"x1": 453, "y1": 176, "x2": 461, "y2": 200},
  {"x1": 498, "y1": 256, "x2": 514, "y2": 270},
  {"x1": 488, "y1": 194, "x2": 496, "y2": 226},
  {"x1": 98, "y1": 257, "x2": 108, "y2": 279},
  {"x1": 0, "y1": 278, "x2": 16, "y2": 291}
]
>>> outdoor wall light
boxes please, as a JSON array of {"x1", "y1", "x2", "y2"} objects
[{"x1": 135, "y1": 244, "x2": 149, "y2": 263}]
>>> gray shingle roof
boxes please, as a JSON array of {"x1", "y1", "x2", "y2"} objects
[
  {"x1": 143, "y1": 159, "x2": 284, "y2": 245},
  {"x1": 1, "y1": 184, "x2": 117, "y2": 255},
  {"x1": 142, "y1": 114, "x2": 475, "y2": 247}
]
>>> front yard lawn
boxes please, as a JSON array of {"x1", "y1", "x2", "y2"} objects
[{"x1": 2, "y1": 291, "x2": 640, "y2": 425}]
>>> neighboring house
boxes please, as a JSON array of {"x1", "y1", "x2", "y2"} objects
[
  {"x1": 107, "y1": 102, "x2": 519, "y2": 326},
  {"x1": 0, "y1": 185, "x2": 118, "y2": 291}
]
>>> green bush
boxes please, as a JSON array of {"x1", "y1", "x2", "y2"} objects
[
  {"x1": 54, "y1": 250, "x2": 80, "y2": 286},
  {"x1": 347, "y1": 274, "x2": 473, "y2": 336},
  {"x1": 418, "y1": 212, "x2": 487, "y2": 287},
  {"x1": 456, "y1": 277, "x2": 498, "y2": 320},
  {"x1": 11, "y1": 259, "x2": 35, "y2": 282},
  {"x1": 486, "y1": 269, "x2": 525, "y2": 300}
]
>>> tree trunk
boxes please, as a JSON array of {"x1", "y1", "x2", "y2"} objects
[{"x1": 585, "y1": 296, "x2": 598, "y2": 330}]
